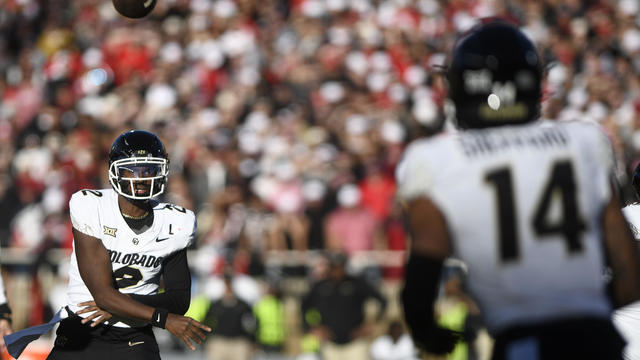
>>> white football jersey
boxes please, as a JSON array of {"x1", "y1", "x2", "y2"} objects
[
  {"x1": 623, "y1": 205, "x2": 640, "y2": 239},
  {"x1": 67, "y1": 188, "x2": 195, "y2": 328},
  {"x1": 397, "y1": 121, "x2": 614, "y2": 335},
  {"x1": 614, "y1": 204, "x2": 640, "y2": 360}
]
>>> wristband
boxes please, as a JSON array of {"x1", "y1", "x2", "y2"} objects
[
  {"x1": 0, "y1": 303, "x2": 11, "y2": 324},
  {"x1": 151, "y1": 308, "x2": 168, "y2": 328}
]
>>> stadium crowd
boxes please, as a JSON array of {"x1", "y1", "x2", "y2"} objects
[{"x1": 1, "y1": 0, "x2": 640, "y2": 358}]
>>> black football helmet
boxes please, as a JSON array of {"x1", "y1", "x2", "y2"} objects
[
  {"x1": 108, "y1": 130, "x2": 169, "y2": 200},
  {"x1": 446, "y1": 19, "x2": 542, "y2": 129}
]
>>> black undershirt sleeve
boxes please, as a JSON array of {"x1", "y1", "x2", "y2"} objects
[
  {"x1": 129, "y1": 249, "x2": 191, "y2": 315},
  {"x1": 402, "y1": 253, "x2": 461, "y2": 355}
]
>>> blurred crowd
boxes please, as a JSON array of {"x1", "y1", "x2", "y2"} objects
[{"x1": 2, "y1": 0, "x2": 640, "y2": 357}]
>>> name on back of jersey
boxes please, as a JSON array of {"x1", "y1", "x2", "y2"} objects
[{"x1": 460, "y1": 126, "x2": 568, "y2": 158}]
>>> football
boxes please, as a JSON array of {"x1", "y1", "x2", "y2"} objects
[{"x1": 112, "y1": 0, "x2": 157, "y2": 19}]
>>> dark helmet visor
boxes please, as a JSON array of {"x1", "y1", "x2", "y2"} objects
[{"x1": 119, "y1": 164, "x2": 163, "y2": 178}]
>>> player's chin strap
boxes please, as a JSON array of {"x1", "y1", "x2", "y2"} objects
[{"x1": 4, "y1": 307, "x2": 68, "y2": 359}]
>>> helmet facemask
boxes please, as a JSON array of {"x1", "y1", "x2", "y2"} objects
[{"x1": 108, "y1": 157, "x2": 169, "y2": 200}]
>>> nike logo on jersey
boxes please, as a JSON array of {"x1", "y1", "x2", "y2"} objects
[
  {"x1": 128, "y1": 341, "x2": 144, "y2": 347},
  {"x1": 155, "y1": 237, "x2": 170, "y2": 242}
]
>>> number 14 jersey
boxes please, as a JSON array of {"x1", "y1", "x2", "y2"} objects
[
  {"x1": 396, "y1": 121, "x2": 615, "y2": 335},
  {"x1": 66, "y1": 188, "x2": 196, "y2": 328}
]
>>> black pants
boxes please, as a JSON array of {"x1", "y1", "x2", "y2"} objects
[
  {"x1": 492, "y1": 317, "x2": 625, "y2": 360},
  {"x1": 47, "y1": 310, "x2": 161, "y2": 360}
]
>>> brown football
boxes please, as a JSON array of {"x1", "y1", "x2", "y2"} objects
[{"x1": 112, "y1": 0, "x2": 157, "y2": 19}]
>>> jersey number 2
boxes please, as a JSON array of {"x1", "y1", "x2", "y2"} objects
[
  {"x1": 485, "y1": 160, "x2": 586, "y2": 262},
  {"x1": 113, "y1": 266, "x2": 143, "y2": 289}
]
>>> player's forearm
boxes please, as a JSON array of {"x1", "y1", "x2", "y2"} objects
[
  {"x1": 129, "y1": 290, "x2": 190, "y2": 315},
  {"x1": 605, "y1": 227, "x2": 640, "y2": 308},
  {"x1": 73, "y1": 228, "x2": 158, "y2": 323},
  {"x1": 92, "y1": 287, "x2": 156, "y2": 322},
  {"x1": 603, "y1": 195, "x2": 640, "y2": 307}
]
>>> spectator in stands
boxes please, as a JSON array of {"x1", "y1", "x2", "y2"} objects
[
  {"x1": 253, "y1": 279, "x2": 287, "y2": 360},
  {"x1": 325, "y1": 183, "x2": 386, "y2": 283},
  {"x1": 359, "y1": 162, "x2": 396, "y2": 223},
  {"x1": 203, "y1": 269, "x2": 256, "y2": 360},
  {"x1": 436, "y1": 265, "x2": 482, "y2": 360},
  {"x1": 301, "y1": 252, "x2": 387, "y2": 360},
  {"x1": 325, "y1": 184, "x2": 385, "y2": 256},
  {"x1": 302, "y1": 179, "x2": 331, "y2": 251}
]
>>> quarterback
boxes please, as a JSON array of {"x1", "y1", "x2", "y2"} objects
[
  {"x1": 47, "y1": 130, "x2": 210, "y2": 359},
  {"x1": 397, "y1": 20, "x2": 640, "y2": 359}
]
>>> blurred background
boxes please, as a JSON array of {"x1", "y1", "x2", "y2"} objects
[{"x1": 1, "y1": 0, "x2": 640, "y2": 359}]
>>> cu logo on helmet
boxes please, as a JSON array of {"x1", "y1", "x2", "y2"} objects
[
  {"x1": 463, "y1": 69, "x2": 492, "y2": 94},
  {"x1": 464, "y1": 69, "x2": 517, "y2": 110},
  {"x1": 489, "y1": 82, "x2": 517, "y2": 109}
]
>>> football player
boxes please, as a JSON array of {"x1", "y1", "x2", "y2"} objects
[
  {"x1": 614, "y1": 163, "x2": 640, "y2": 360},
  {"x1": 396, "y1": 20, "x2": 640, "y2": 359},
  {"x1": 47, "y1": 130, "x2": 210, "y2": 359}
]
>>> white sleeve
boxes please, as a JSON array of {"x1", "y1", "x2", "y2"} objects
[
  {"x1": 187, "y1": 211, "x2": 197, "y2": 248},
  {"x1": 395, "y1": 142, "x2": 434, "y2": 202},
  {"x1": 69, "y1": 192, "x2": 101, "y2": 237},
  {"x1": 622, "y1": 206, "x2": 640, "y2": 240}
]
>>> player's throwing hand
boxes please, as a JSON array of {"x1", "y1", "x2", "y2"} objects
[{"x1": 165, "y1": 314, "x2": 211, "y2": 351}]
